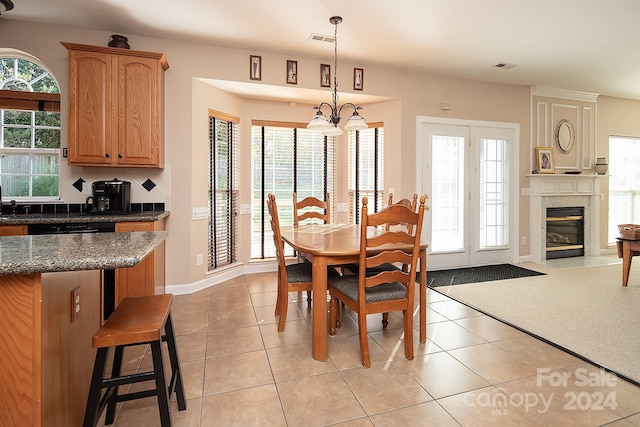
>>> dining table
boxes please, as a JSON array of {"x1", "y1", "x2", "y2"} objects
[{"x1": 280, "y1": 223, "x2": 428, "y2": 361}]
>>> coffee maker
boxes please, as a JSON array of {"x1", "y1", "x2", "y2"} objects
[{"x1": 86, "y1": 179, "x2": 131, "y2": 214}]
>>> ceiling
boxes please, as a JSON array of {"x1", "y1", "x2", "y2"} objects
[{"x1": 4, "y1": 0, "x2": 640, "y2": 101}]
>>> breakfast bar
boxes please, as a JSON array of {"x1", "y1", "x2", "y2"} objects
[{"x1": 0, "y1": 231, "x2": 167, "y2": 427}]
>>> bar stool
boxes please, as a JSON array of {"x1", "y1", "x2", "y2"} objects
[{"x1": 83, "y1": 294, "x2": 187, "y2": 427}]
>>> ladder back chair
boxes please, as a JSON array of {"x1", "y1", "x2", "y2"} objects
[
  {"x1": 269, "y1": 193, "x2": 324, "y2": 332},
  {"x1": 328, "y1": 195, "x2": 427, "y2": 368},
  {"x1": 293, "y1": 192, "x2": 330, "y2": 227}
]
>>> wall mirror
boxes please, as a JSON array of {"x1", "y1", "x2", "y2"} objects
[{"x1": 555, "y1": 119, "x2": 575, "y2": 153}]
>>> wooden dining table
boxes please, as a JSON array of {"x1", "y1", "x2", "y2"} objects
[{"x1": 280, "y1": 223, "x2": 428, "y2": 361}]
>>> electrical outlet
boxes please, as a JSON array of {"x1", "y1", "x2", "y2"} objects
[
  {"x1": 71, "y1": 286, "x2": 81, "y2": 323},
  {"x1": 196, "y1": 254, "x2": 203, "y2": 266},
  {"x1": 521, "y1": 236, "x2": 527, "y2": 245}
]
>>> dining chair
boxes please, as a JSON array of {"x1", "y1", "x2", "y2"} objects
[
  {"x1": 267, "y1": 193, "x2": 313, "y2": 331},
  {"x1": 328, "y1": 195, "x2": 427, "y2": 368},
  {"x1": 293, "y1": 192, "x2": 330, "y2": 227}
]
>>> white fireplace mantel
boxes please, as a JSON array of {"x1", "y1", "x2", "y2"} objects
[{"x1": 528, "y1": 174, "x2": 605, "y2": 263}]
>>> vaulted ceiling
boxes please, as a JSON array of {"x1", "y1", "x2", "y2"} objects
[{"x1": 4, "y1": 0, "x2": 640, "y2": 100}]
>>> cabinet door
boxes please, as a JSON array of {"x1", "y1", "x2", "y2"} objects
[
  {"x1": 67, "y1": 50, "x2": 113, "y2": 165},
  {"x1": 116, "y1": 56, "x2": 163, "y2": 167},
  {"x1": 0, "y1": 225, "x2": 27, "y2": 235},
  {"x1": 115, "y1": 222, "x2": 155, "y2": 305}
]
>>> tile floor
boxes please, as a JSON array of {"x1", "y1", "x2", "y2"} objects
[{"x1": 104, "y1": 270, "x2": 640, "y2": 426}]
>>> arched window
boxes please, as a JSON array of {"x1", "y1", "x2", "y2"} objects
[{"x1": 0, "y1": 52, "x2": 61, "y2": 200}]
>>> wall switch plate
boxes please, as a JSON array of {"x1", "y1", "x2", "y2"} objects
[
  {"x1": 196, "y1": 254, "x2": 203, "y2": 266},
  {"x1": 240, "y1": 204, "x2": 251, "y2": 215},
  {"x1": 71, "y1": 286, "x2": 81, "y2": 323},
  {"x1": 336, "y1": 202, "x2": 348, "y2": 212}
]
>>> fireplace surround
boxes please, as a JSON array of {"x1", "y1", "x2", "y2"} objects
[{"x1": 528, "y1": 174, "x2": 604, "y2": 263}]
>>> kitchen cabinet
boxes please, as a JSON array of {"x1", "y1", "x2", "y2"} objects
[
  {"x1": 115, "y1": 218, "x2": 166, "y2": 305},
  {"x1": 62, "y1": 42, "x2": 169, "y2": 168},
  {"x1": 0, "y1": 225, "x2": 27, "y2": 235}
]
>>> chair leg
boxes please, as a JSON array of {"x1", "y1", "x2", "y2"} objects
[
  {"x1": 329, "y1": 296, "x2": 337, "y2": 335},
  {"x1": 306, "y1": 290, "x2": 312, "y2": 308},
  {"x1": 277, "y1": 287, "x2": 288, "y2": 332},
  {"x1": 105, "y1": 345, "x2": 125, "y2": 424},
  {"x1": 83, "y1": 347, "x2": 109, "y2": 427},
  {"x1": 382, "y1": 312, "x2": 389, "y2": 328},
  {"x1": 164, "y1": 314, "x2": 187, "y2": 411},
  {"x1": 358, "y1": 311, "x2": 370, "y2": 368},
  {"x1": 150, "y1": 340, "x2": 172, "y2": 427},
  {"x1": 403, "y1": 309, "x2": 414, "y2": 361}
]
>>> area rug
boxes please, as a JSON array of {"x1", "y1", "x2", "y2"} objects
[
  {"x1": 426, "y1": 263, "x2": 545, "y2": 287},
  {"x1": 435, "y1": 261, "x2": 640, "y2": 385}
]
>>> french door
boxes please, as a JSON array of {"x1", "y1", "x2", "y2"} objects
[{"x1": 417, "y1": 118, "x2": 519, "y2": 269}]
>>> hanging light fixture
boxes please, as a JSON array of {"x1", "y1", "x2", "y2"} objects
[
  {"x1": 307, "y1": 16, "x2": 368, "y2": 136},
  {"x1": 0, "y1": 0, "x2": 14, "y2": 15}
]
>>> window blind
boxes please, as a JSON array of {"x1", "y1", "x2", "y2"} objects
[
  {"x1": 608, "y1": 136, "x2": 640, "y2": 244},
  {"x1": 348, "y1": 125, "x2": 385, "y2": 223}
]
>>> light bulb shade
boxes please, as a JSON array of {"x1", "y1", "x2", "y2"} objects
[
  {"x1": 343, "y1": 113, "x2": 368, "y2": 131},
  {"x1": 0, "y1": 0, "x2": 14, "y2": 13},
  {"x1": 307, "y1": 112, "x2": 331, "y2": 130},
  {"x1": 322, "y1": 125, "x2": 344, "y2": 136}
]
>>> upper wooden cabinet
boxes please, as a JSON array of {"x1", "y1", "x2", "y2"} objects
[{"x1": 62, "y1": 42, "x2": 169, "y2": 168}]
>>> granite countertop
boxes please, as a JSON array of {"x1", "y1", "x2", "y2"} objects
[
  {"x1": 0, "y1": 210, "x2": 168, "y2": 225},
  {"x1": 0, "y1": 231, "x2": 168, "y2": 275}
]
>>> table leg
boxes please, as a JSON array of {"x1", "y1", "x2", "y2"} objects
[
  {"x1": 312, "y1": 256, "x2": 328, "y2": 361},
  {"x1": 419, "y1": 249, "x2": 427, "y2": 343},
  {"x1": 622, "y1": 241, "x2": 632, "y2": 287}
]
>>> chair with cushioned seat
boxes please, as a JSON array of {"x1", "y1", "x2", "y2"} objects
[
  {"x1": 83, "y1": 294, "x2": 186, "y2": 427},
  {"x1": 328, "y1": 195, "x2": 426, "y2": 368}
]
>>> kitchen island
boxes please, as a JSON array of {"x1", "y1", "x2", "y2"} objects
[{"x1": 0, "y1": 231, "x2": 168, "y2": 427}]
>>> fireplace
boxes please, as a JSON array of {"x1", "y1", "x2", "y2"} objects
[{"x1": 546, "y1": 207, "x2": 585, "y2": 259}]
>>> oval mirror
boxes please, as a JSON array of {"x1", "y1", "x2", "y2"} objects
[{"x1": 556, "y1": 119, "x2": 575, "y2": 153}]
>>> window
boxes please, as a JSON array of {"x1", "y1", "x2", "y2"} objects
[
  {"x1": 0, "y1": 56, "x2": 61, "y2": 199},
  {"x1": 208, "y1": 111, "x2": 239, "y2": 270},
  {"x1": 251, "y1": 122, "x2": 335, "y2": 259},
  {"x1": 348, "y1": 124, "x2": 384, "y2": 223},
  {"x1": 608, "y1": 136, "x2": 640, "y2": 244}
]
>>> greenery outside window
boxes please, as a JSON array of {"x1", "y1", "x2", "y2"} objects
[{"x1": 0, "y1": 56, "x2": 61, "y2": 200}]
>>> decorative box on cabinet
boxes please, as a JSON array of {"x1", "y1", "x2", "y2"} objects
[
  {"x1": 61, "y1": 42, "x2": 169, "y2": 168},
  {"x1": 115, "y1": 219, "x2": 166, "y2": 305}
]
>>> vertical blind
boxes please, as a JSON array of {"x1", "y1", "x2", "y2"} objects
[
  {"x1": 251, "y1": 122, "x2": 335, "y2": 259},
  {"x1": 348, "y1": 125, "x2": 384, "y2": 223},
  {"x1": 608, "y1": 136, "x2": 640, "y2": 244},
  {"x1": 208, "y1": 113, "x2": 239, "y2": 270}
]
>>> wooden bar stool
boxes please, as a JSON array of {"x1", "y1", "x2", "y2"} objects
[{"x1": 83, "y1": 294, "x2": 187, "y2": 427}]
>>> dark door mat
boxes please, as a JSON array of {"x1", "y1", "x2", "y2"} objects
[{"x1": 425, "y1": 264, "x2": 545, "y2": 287}]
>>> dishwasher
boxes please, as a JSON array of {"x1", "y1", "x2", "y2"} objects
[{"x1": 28, "y1": 222, "x2": 118, "y2": 319}]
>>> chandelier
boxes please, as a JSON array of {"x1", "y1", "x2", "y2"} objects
[{"x1": 307, "y1": 16, "x2": 368, "y2": 136}]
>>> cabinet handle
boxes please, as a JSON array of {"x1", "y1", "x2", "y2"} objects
[
  {"x1": 105, "y1": 153, "x2": 110, "y2": 158},
  {"x1": 118, "y1": 153, "x2": 123, "y2": 158}
]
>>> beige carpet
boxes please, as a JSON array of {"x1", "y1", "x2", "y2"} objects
[{"x1": 436, "y1": 258, "x2": 640, "y2": 384}]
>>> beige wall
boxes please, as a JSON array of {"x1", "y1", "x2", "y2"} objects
[{"x1": 2, "y1": 19, "x2": 639, "y2": 289}]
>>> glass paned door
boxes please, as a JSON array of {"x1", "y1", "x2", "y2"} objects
[{"x1": 421, "y1": 122, "x2": 515, "y2": 269}]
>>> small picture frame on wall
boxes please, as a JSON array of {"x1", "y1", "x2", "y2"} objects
[
  {"x1": 250, "y1": 55, "x2": 261, "y2": 81},
  {"x1": 320, "y1": 64, "x2": 331, "y2": 87},
  {"x1": 354, "y1": 68, "x2": 364, "y2": 91},
  {"x1": 536, "y1": 147, "x2": 555, "y2": 174},
  {"x1": 286, "y1": 60, "x2": 298, "y2": 84}
]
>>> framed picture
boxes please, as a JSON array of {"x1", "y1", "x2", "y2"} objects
[
  {"x1": 250, "y1": 55, "x2": 261, "y2": 81},
  {"x1": 286, "y1": 60, "x2": 297, "y2": 84},
  {"x1": 320, "y1": 64, "x2": 331, "y2": 88},
  {"x1": 354, "y1": 68, "x2": 364, "y2": 91},
  {"x1": 536, "y1": 147, "x2": 555, "y2": 174}
]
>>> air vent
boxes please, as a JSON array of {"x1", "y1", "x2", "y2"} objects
[
  {"x1": 494, "y1": 62, "x2": 518, "y2": 69},
  {"x1": 309, "y1": 33, "x2": 335, "y2": 43}
]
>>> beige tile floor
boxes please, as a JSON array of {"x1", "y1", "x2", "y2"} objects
[{"x1": 103, "y1": 271, "x2": 640, "y2": 426}]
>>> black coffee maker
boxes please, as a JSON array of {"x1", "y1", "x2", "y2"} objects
[{"x1": 86, "y1": 179, "x2": 131, "y2": 214}]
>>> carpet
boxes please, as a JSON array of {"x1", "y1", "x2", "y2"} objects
[
  {"x1": 434, "y1": 260, "x2": 640, "y2": 385},
  {"x1": 426, "y1": 263, "x2": 545, "y2": 287}
]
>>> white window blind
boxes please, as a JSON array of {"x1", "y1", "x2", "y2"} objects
[
  {"x1": 608, "y1": 136, "x2": 640, "y2": 244},
  {"x1": 348, "y1": 126, "x2": 384, "y2": 223},
  {"x1": 208, "y1": 115, "x2": 239, "y2": 270},
  {"x1": 251, "y1": 123, "x2": 335, "y2": 259}
]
